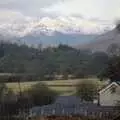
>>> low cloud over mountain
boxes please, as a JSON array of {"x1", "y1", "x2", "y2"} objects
[{"x1": 78, "y1": 24, "x2": 120, "y2": 51}]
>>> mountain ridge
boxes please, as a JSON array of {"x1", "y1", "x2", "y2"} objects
[
  {"x1": 77, "y1": 27, "x2": 120, "y2": 51},
  {"x1": 0, "y1": 16, "x2": 115, "y2": 47},
  {"x1": 0, "y1": 16, "x2": 114, "y2": 37}
]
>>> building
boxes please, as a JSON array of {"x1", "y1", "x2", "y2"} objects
[
  {"x1": 98, "y1": 82, "x2": 120, "y2": 106},
  {"x1": 28, "y1": 96, "x2": 117, "y2": 118}
]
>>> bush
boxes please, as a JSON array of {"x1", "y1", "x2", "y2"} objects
[
  {"x1": 26, "y1": 83, "x2": 58, "y2": 106},
  {"x1": 76, "y1": 80, "x2": 98, "y2": 102}
]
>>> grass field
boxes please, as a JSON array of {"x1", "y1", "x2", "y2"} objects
[{"x1": 6, "y1": 78, "x2": 107, "y2": 95}]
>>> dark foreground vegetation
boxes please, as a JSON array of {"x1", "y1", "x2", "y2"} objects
[
  {"x1": 0, "y1": 115, "x2": 111, "y2": 120},
  {"x1": 32, "y1": 115, "x2": 117, "y2": 120},
  {"x1": 0, "y1": 82, "x2": 58, "y2": 120}
]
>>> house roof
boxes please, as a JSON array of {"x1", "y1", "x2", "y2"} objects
[
  {"x1": 99, "y1": 82, "x2": 120, "y2": 94},
  {"x1": 30, "y1": 102, "x2": 116, "y2": 116}
]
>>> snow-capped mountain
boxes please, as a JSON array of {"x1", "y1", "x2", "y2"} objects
[
  {"x1": 0, "y1": 16, "x2": 115, "y2": 46},
  {"x1": 0, "y1": 16, "x2": 115, "y2": 37}
]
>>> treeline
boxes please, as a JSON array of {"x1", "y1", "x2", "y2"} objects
[{"x1": 0, "y1": 41, "x2": 111, "y2": 81}]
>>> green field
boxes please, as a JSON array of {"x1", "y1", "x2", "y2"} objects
[{"x1": 6, "y1": 78, "x2": 107, "y2": 95}]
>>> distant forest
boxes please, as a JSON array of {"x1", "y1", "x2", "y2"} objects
[{"x1": 0, "y1": 41, "x2": 114, "y2": 82}]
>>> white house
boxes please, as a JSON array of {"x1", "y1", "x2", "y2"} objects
[{"x1": 98, "y1": 82, "x2": 120, "y2": 106}]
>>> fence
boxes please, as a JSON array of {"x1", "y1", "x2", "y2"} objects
[
  {"x1": 0, "y1": 101, "x2": 32, "y2": 120},
  {"x1": 28, "y1": 104, "x2": 120, "y2": 120},
  {"x1": 0, "y1": 102, "x2": 119, "y2": 120}
]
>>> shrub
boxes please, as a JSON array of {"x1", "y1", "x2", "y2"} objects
[
  {"x1": 76, "y1": 80, "x2": 98, "y2": 102},
  {"x1": 26, "y1": 83, "x2": 58, "y2": 106}
]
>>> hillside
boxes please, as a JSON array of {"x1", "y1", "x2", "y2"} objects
[
  {"x1": 78, "y1": 26, "x2": 120, "y2": 51},
  {"x1": 20, "y1": 32, "x2": 97, "y2": 47},
  {"x1": 0, "y1": 43, "x2": 109, "y2": 81}
]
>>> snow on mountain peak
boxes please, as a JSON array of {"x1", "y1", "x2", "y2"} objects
[{"x1": 0, "y1": 16, "x2": 115, "y2": 37}]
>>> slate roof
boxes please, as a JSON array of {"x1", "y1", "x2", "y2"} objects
[{"x1": 29, "y1": 96, "x2": 116, "y2": 117}]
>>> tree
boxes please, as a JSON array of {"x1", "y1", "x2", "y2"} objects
[
  {"x1": 76, "y1": 80, "x2": 98, "y2": 102},
  {"x1": 97, "y1": 68, "x2": 108, "y2": 81},
  {"x1": 88, "y1": 52, "x2": 109, "y2": 75},
  {"x1": 103, "y1": 56, "x2": 120, "y2": 82},
  {"x1": 37, "y1": 43, "x2": 43, "y2": 52},
  {"x1": 99, "y1": 44, "x2": 120, "y2": 82},
  {"x1": 73, "y1": 69, "x2": 86, "y2": 78},
  {"x1": 26, "y1": 83, "x2": 58, "y2": 106},
  {"x1": 107, "y1": 43, "x2": 120, "y2": 57},
  {"x1": 116, "y1": 20, "x2": 120, "y2": 32},
  {"x1": 0, "y1": 83, "x2": 7, "y2": 103},
  {"x1": 0, "y1": 42, "x2": 111, "y2": 80},
  {"x1": 15, "y1": 63, "x2": 25, "y2": 96}
]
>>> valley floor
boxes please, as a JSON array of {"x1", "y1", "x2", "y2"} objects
[{"x1": 6, "y1": 78, "x2": 106, "y2": 95}]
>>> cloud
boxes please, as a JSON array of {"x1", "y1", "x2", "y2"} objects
[
  {"x1": 42, "y1": 0, "x2": 120, "y2": 21},
  {"x1": 0, "y1": 0, "x2": 115, "y2": 38},
  {"x1": 0, "y1": 0, "x2": 119, "y2": 28},
  {"x1": 0, "y1": 0, "x2": 59, "y2": 22},
  {"x1": 0, "y1": 0, "x2": 60, "y2": 16},
  {"x1": 0, "y1": 9, "x2": 33, "y2": 23},
  {"x1": 0, "y1": 0, "x2": 120, "y2": 22}
]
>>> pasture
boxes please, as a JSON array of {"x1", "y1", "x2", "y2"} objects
[{"x1": 6, "y1": 78, "x2": 107, "y2": 95}]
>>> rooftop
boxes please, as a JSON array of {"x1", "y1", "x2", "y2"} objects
[{"x1": 29, "y1": 96, "x2": 116, "y2": 116}]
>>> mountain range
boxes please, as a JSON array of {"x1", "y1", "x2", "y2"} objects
[
  {"x1": 0, "y1": 16, "x2": 118, "y2": 50},
  {"x1": 0, "y1": 16, "x2": 115, "y2": 47},
  {"x1": 79, "y1": 25, "x2": 120, "y2": 51}
]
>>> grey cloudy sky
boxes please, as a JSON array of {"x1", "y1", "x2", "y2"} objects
[
  {"x1": 0, "y1": 0, "x2": 59, "y2": 17},
  {"x1": 0, "y1": 0, "x2": 120, "y2": 22}
]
